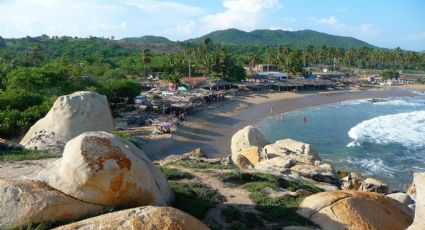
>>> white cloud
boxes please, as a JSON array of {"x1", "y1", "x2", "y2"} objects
[
  {"x1": 359, "y1": 24, "x2": 382, "y2": 37},
  {"x1": 309, "y1": 16, "x2": 345, "y2": 29},
  {"x1": 200, "y1": 0, "x2": 281, "y2": 33},
  {"x1": 269, "y1": 26, "x2": 293, "y2": 31},
  {"x1": 405, "y1": 31, "x2": 425, "y2": 41}
]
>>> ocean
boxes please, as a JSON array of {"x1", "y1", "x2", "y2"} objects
[{"x1": 256, "y1": 93, "x2": 425, "y2": 191}]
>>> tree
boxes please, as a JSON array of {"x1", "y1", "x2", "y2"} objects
[
  {"x1": 97, "y1": 79, "x2": 141, "y2": 103},
  {"x1": 380, "y1": 69, "x2": 399, "y2": 80},
  {"x1": 248, "y1": 52, "x2": 260, "y2": 75},
  {"x1": 0, "y1": 36, "x2": 6, "y2": 48},
  {"x1": 141, "y1": 48, "x2": 152, "y2": 76},
  {"x1": 163, "y1": 70, "x2": 182, "y2": 84},
  {"x1": 27, "y1": 44, "x2": 44, "y2": 66}
]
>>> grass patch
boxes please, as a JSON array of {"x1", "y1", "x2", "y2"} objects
[
  {"x1": 216, "y1": 171, "x2": 322, "y2": 226},
  {"x1": 169, "y1": 181, "x2": 225, "y2": 220},
  {"x1": 158, "y1": 166, "x2": 194, "y2": 180},
  {"x1": 0, "y1": 150, "x2": 58, "y2": 161},
  {"x1": 218, "y1": 171, "x2": 323, "y2": 193},
  {"x1": 221, "y1": 206, "x2": 242, "y2": 223},
  {"x1": 172, "y1": 161, "x2": 236, "y2": 170},
  {"x1": 12, "y1": 222, "x2": 51, "y2": 230},
  {"x1": 244, "y1": 181, "x2": 313, "y2": 226},
  {"x1": 112, "y1": 131, "x2": 142, "y2": 149}
]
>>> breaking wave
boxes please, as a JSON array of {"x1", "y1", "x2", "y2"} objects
[{"x1": 347, "y1": 110, "x2": 425, "y2": 149}]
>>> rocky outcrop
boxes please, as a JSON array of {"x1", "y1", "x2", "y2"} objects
[
  {"x1": 53, "y1": 206, "x2": 209, "y2": 230},
  {"x1": 233, "y1": 146, "x2": 261, "y2": 168},
  {"x1": 0, "y1": 179, "x2": 103, "y2": 229},
  {"x1": 0, "y1": 138, "x2": 24, "y2": 151},
  {"x1": 298, "y1": 190, "x2": 413, "y2": 230},
  {"x1": 290, "y1": 163, "x2": 340, "y2": 185},
  {"x1": 358, "y1": 178, "x2": 389, "y2": 194},
  {"x1": 341, "y1": 172, "x2": 363, "y2": 190},
  {"x1": 407, "y1": 173, "x2": 425, "y2": 230},
  {"x1": 20, "y1": 91, "x2": 114, "y2": 153},
  {"x1": 27, "y1": 131, "x2": 173, "y2": 207},
  {"x1": 231, "y1": 125, "x2": 269, "y2": 163},
  {"x1": 263, "y1": 139, "x2": 321, "y2": 164}
]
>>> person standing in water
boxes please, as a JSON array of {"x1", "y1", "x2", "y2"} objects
[
  {"x1": 270, "y1": 107, "x2": 274, "y2": 115},
  {"x1": 303, "y1": 115, "x2": 307, "y2": 124}
]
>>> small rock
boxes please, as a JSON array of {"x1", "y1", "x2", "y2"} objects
[
  {"x1": 359, "y1": 178, "x2": 389, "y2": 194},
  {"x1": 387, "y1": 192, "x2": 415, "y2": 206}
]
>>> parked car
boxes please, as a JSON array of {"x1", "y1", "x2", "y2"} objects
[
  {"x1": 135, "y1": 95, "x2": 148, "y2": 104},
  {"x1": 161, "y1": 91, "x2": 174, "y2": 97}
]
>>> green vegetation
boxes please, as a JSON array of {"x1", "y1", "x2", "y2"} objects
[
  {"x1": 221, "y1": 206, "x2": 242, "y2": 223},
  {"x1": 0, "y1": 150, "x2": 58, "y2": 161},
  {"x1": 216, "y1": 171, "x2": 322, "y2": 226},
  {"x1": 171, "y1": 161, "x2": 236, "y2": 170},
  {"x1": 112, "y1": 131, "x2": 142, "y2": 149},
  {"x1": 218, "y1": 171, "x2": 323, "y2": 193},
  {"x1": 12, "y1": 222, "x2": 51, "y2": 230},
  {"x1": 380, "y1": 69, "x2": 400, "y2": 80},
  {"x1": 1, "y1": 33, "x2": 424, "y2": 140},
  {"x1": 186, "y1": 28, "x2": 375, "y2": 49},
  {"x1": 158, "y1": 166, "x2": 194, "y2": 180},
  {"x1": 169, "y1": 181, "x2": 225, "y2": 219}
]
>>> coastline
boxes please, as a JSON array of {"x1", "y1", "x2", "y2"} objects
[{"x1": 140, "y1": 85, "x2": 419, "y2": 160}]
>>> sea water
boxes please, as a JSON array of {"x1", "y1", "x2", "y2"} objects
[{"x1": 257, "y1": 94, "x2": 425, "y2": 190}]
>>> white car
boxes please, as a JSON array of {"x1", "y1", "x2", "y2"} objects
[{"x1": 161, "y1": 91, "x2": 174, "y2": 97}]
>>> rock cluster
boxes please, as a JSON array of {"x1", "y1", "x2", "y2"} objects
[
  {"x1": 20, "y1": 91, "x2": 114, "y2": 153},
  {"x1": 230, "y1": 125, "x2": 339, "y2": 187},
  {"x1": 1, "y1": 131, "x2": 174, "y2": 229},
  {"x1": 407, "y1": 173, "x2": 425, "y2": 230}
]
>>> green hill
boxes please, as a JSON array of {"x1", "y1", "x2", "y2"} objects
[
  {"x1": 116, "y1": 36, "x2": 181, "y2": 53},
  {"x1": 185, "y1": 28, "x2": 375, "y2": 49}
]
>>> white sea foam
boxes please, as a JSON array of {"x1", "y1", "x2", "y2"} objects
[
  {"x1": 347, "y1": 110, "x2": 425, "y2": 149},
  {"x1": 348, "y1": 158, "x2": 396, "y2": 177},
  {"x1": 373, "y1": 98, "x2": 424, "y2": 106}
]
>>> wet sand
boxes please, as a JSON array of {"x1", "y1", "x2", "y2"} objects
[{"x1": 141, "y1": 86, "x2": 418, "y2": 160}]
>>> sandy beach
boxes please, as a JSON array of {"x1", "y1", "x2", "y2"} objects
[{"x1": 139, "y1": 86, "x2": 419, "y2": 160}]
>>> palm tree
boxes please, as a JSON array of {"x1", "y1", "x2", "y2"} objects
[
  {"x1": 27, "y1": 44, "x2": 43, "y2": 66},
  {"x1": 248, "y1": 52, "x2": 260, "y2": 75},
  {"x1": 141, "y1": 49, "x2": 152, "y2": 76}
]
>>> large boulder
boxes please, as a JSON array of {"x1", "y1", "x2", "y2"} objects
[
  {"x1": 290, "y1": 163, "x2": 340, "y2": 185},
  {"x1": 0, "y1": 179, "x2": 104, "y2": 229},
  {"x1": 263, "y1": 139, "x2": 321, "y2": 164},
  {"x1": 358, "y1": 178, "x2": 389, "y2": 194},
  {"x1": 53, "y1": 206, "x2": 209, "y2": 230},
  {"x1": 27, "y1": 131, "x2": 173, "y2": 207},
  {"x1": 20, "y1": 91, "x2": 114, "y2": 153},
  {"x1": 298, "y1": 190, "x2": 413, "y2": 230},
  {"x1": 407, "y1": 173, "x2": 425, "y2": 230},
  {"x1": 231, "y1": 125, "x2": 269, "y2": 160}
]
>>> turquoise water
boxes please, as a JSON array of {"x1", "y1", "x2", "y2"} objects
[{"x1": 257, "y1": 94, "x2": 425, "y2": 190}]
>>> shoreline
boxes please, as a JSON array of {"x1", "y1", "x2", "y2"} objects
[{"x1": 140, "y1": 85, "x2": 419, "y2": 160}]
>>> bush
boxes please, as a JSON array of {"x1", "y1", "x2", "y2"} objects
[
  {"x1": 221, "y1": 206, "x2": 242, "y2": 223},
  {"x1": 97, "y1": 79, "x2": 141, "y2": 103}
]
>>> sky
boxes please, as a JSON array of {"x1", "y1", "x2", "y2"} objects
[{"x1": 0, "y1": 0, "x2": 424, "y2": 51}]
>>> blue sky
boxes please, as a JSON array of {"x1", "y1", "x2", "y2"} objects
[{"x1": 0, "y1": 0, "x2": 424, "y2": 51}]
